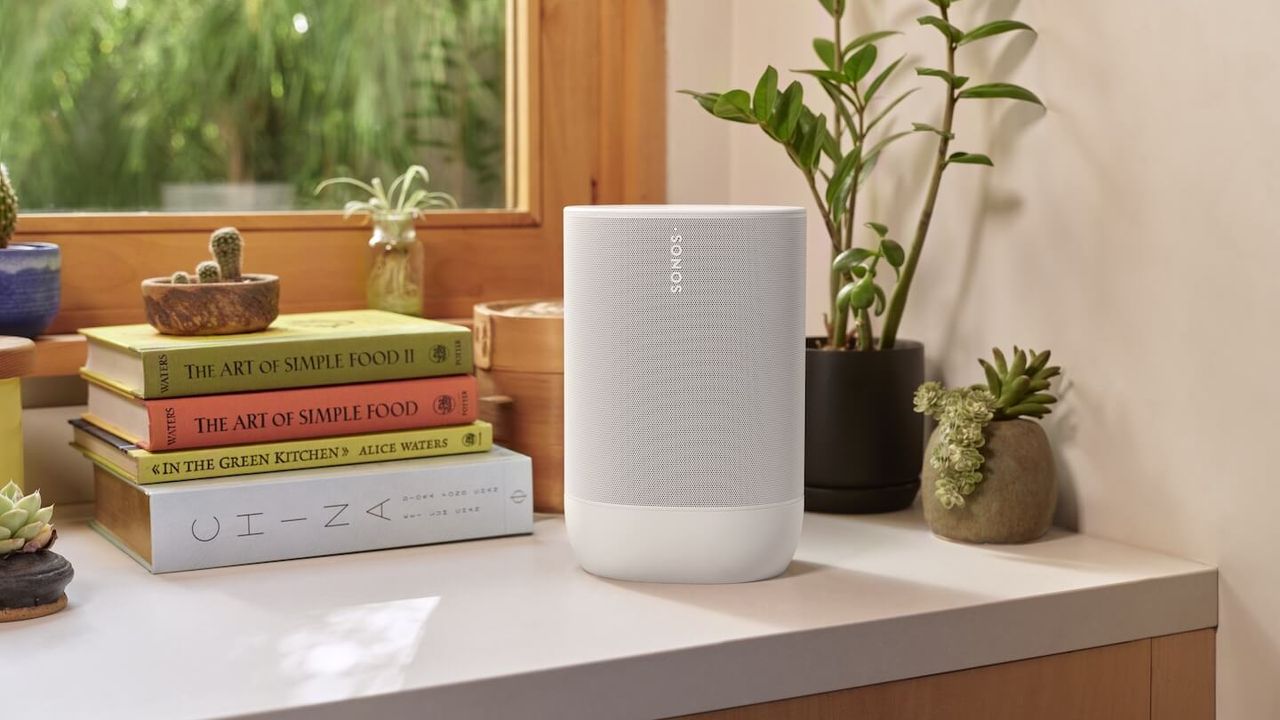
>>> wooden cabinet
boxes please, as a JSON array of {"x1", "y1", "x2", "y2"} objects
[{"x1": 679, "y1": 630, "x2": 1214, "y2": 720}]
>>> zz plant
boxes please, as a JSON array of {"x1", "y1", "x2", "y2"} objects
[
  {"x1": 681, "y1": 0, "x2": 1042, "y2": 350},
  {"x1": 914, "y1": 347, "x2": 1061, "y2": 509}
]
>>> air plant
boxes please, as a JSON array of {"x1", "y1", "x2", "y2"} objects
[{"x1": 315, "y1": 165, "x2": 458, "y2": 225}]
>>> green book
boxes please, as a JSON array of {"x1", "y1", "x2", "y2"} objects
[{"x1": 81, "y1": 310, "x2": 473, "y2": 398}]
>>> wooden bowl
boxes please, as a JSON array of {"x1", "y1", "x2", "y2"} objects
[{"x1": 141, "y1": 273, "x2": 279, "y2": 335}]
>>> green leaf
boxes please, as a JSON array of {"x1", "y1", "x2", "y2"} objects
[
  {"x1": 866, "y1": 87, "x2": 919, "y2": 133},
  {"x1": 865, "y1": 222, "x2": 889, "y2": 238},
  {"x1": 912, "y1": 122, "x2": 955, "y2": 139},
  {"x1": 849, "y1": 264, "x2": 869, "y2": 278},
  {"x1": 753, "y1": 66, "x2": 778, "y2": 121},
  {"x1": 925, "y1": 0, "x2": 952, "y2": 8},
  {"x1": 678, "y1": 90, "x2": 721, "y2": 114},
  {"x1": 865, "y1": 55, "x2": 904, "y2": 102},
  {"x1": 958, "y1": 82, "x2": 1044, "y2": 106},
  {"x1": 843, "y1": 31, "x2": 901, "y2": 57},
  {"x1": 880, "y1": 238, "x2": 905, "y2": 267},
  {"x1": 838, "y1": 278, "x2": 876, "y2": 311},
  {"x1": 801, "y1": 113, "x2": 827, "y2": 169},
  {"x1": 795, "y1": 68, "x2": 849, "y2": 84},
  {"x1": 833, "y1": 247, "x2": 875, "y2": 273},
  {"x1": 771, "y1": 81, "x2": 805, "y2": 140},
  {"x1": 979, "y1": 359, "x2": 1002, "y2": 396},
  {"x1": 818, "y1": 0, "x2": 845, "y2": 19},
  {"x1": 845, "y1": 45, "x2": 878, "y2": 84},
  {"x1": 817, "y1": 79, "x2": 860, "y2": 130},
  {"x1": 711, "y1": 90, "x2": 755, "y2": 123},
  {"x1": 813, "y1": 39, "x2": 837, "y2": 70},
  {"x1": 916, "y1": 67, "x2": 969, "y2": 89},
  {"x1": 992, "y1": 347, "x2": 1008, "y2": 375},
  {"x1": 947, "y1": 151, "x2": 994, "y2": 166},
  {"x1": 917, "y1": 16, "x2": 964, "y2": 44},
  {"x1": 872, "y1": 283, "x2": 887, "y2": 316},
  {"x1": 826, "y1": 151, "x2": 860, "y2": 217},
  {"x1": 959, "y1": 20, "x2": 1035, "y2": 47}
]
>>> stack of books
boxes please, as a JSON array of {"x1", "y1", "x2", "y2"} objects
[{"x1": 71, "y1": 310, "x2": 533, "y2": 573}]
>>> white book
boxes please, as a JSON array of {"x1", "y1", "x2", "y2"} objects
[{"x1": 90, "y1": 447, "x2": 533, "y2": 573}]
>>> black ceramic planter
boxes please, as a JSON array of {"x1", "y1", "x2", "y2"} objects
[
  {"x1": 805, "y1": 339, "x2": 924, "y2": 513},
  {"x1": 0, "y1": 551, "x2": 73, "y2": 622}
]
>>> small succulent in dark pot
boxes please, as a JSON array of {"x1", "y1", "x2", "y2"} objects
[
  {"x1": 0, "y1": 164, "x2": 60, "y2": 338},
  {"x1": 141, "y1": 226, "x2": 279, "y2": 335},
  {"x1": 0, "y1": 481, "x2": 73, "y2": 622},
  {"x1": 915, "y1": 347, "x2": 1063, "y2": 543}
]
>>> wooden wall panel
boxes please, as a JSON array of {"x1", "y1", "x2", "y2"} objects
[
  {"x1": 1152, "y1": 629, "x2": 1216, "y2": 720},
  {"x1": 680, "y1": 639, "x2": 1153, "y2": 720}
]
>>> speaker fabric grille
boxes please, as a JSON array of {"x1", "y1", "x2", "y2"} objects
[{"x1": 564, "y1": 208, "x2": 806, "y2": 508}]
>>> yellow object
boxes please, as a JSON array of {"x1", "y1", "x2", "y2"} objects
[{"x1": 0, "y1": 377, "x2": 22, "y2": 490}]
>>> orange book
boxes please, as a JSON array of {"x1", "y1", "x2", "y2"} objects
[{"x1": 83, "y1": 375, "x2": 478, "y2": 451}]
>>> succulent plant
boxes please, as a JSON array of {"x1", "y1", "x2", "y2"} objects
[
  {"x1": 196, "y1": 260, "x2": 222, "y2": 283},
  {"x1": 0, "y1": 481, "x2": 55, "y2": 555},
  {"x1": 979, "y1": 347, "x2": 1061, "y2": 420},
  {"x1": 171, "y1": 271, "x2": 192, "y2": 284},
  {"x1": 0, "y1": 163, "x2": 17, "y2": 249},
  {"x1": 209, "y1": 227, "x2": 243, "y2": 281},
  {"x1": 915, "y1": 346, "x2": 1064, "y2": 509}
]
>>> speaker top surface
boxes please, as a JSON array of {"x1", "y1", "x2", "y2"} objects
[{"x1": 565, "y1": 204, "x2": 804, "y2": 219}]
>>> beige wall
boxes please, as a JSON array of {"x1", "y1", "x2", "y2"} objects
[{"x1": 668, "y1": 1, "x2": 1280, "y2": 716}]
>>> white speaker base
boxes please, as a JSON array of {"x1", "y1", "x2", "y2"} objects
[{"x1": 565, "y1": 496, "x2": 804, "y2": 584}]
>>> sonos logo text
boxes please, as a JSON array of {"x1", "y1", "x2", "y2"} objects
[{"x1": 669, "y1": 228, "x2": 684, "y2": 293}]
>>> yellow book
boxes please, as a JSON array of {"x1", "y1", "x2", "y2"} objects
[{"x1": 70, "y1": 418, "x2": 492, "y2": 484}]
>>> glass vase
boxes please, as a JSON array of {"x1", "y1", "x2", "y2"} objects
[{"x1": 366, "y1": 214, "x2": 425, "y2": 316}]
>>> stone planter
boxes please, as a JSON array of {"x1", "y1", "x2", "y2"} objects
[
  {"x1": 0, "y1": 551, "x2": 73, "y2": 622},
  {"x1": 142, "y1": 273, "x2": 279, "y2": 335},
  {"x1": 804, "y1": 339, "x2": 924, "y2": 513},
  {"x1": 923, "y1": 418, "x2": 1056, "y2": 543},
  {"x1": 0, "y1": 242, "x2": 60, "y2": 338}
]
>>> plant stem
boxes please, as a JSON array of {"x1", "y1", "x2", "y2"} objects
[
  {"x1": 829, "y1": 12, "x2": 846, "y2": 349},
  {"x1": 879, "y1": 7, "x2": 958, "y2": 350}
]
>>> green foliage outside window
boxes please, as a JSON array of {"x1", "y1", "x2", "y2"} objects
[{"x1": 0, "y1": 0, "x2": 507, "y2": 212}]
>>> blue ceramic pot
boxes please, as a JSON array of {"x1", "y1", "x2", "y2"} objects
[{"x1": 0, "y1": 242, "x2": 61, "y2": 338}]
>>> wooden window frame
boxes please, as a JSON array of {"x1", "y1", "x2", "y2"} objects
[{"x1": 22, "y1": 0, "x2": 665, "y2": 374}]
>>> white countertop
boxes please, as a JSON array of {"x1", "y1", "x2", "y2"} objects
[{"x1": 19, "y1": 509, "x2": 1215, "y2": 720}]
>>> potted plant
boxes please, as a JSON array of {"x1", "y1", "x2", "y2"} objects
[
  {"x1": 315, "y1": 165, "x2": 458, "y2": 317},
  {"x1": 141, "y1": 227, "x2": 279, "y2": 335},
  {"x1": 0, "y1": 481, "x2": 72, "y2": 622},
  {"x1": 680, "y1": 0, "x2": 1043, "y2": 512},
  {"x1": 914, "y1": 347, "x2": 1062, "y2": 542},
  {"x1": 0, "y1": 164, "x2": 60, "y2": 338}
]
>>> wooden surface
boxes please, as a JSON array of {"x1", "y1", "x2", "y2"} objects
[
  {"x1": 0, "y1": 336, "x2": 35, "y2": 379},
  {"x1": 1153, "y1": 629, "x2": 1216, "y2": 720},
  {"x1": 29, "y1": 334, "x2": 85, "y2": 377},
  {"x1": 680, "y1": 631, "x2": 1215, "y2": 720},
  {"x1": 13, "y1": 0, "x2": 666, "y2": 338},
  {"x1": 478, "y1": 368, "x2": 565, "y2": 512}
]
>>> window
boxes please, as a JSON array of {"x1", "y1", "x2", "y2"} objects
[
  {"x1": 8, "y1": 0, "x2": 665, "y2": 350},
  {"x1": 0, "y1": 0, "x2": 510, "y2": 212}
]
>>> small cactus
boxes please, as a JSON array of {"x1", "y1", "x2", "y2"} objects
[
  {"x1": 209, "y1": 227, "x2": 243, "y2": 281},
  {"x1": 0, "y1": 163, "x2": 17, "y2": 249},
  {"x1": 171, "y1": 271, "x2": 192, "y2": 284},
  {"x1": 196, "y1": 260, "x2": 222, "y2": 283},
  {"x1": 0, "y1": 481, "x2": 56, "y2": 555},
  {"x1": 978, "y1": 347, "x2": 1061, "y2": 420}
]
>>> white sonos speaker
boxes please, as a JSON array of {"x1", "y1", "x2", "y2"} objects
[{"x1": 563, "y1": 205, "x2": 806, "y2": 583}]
